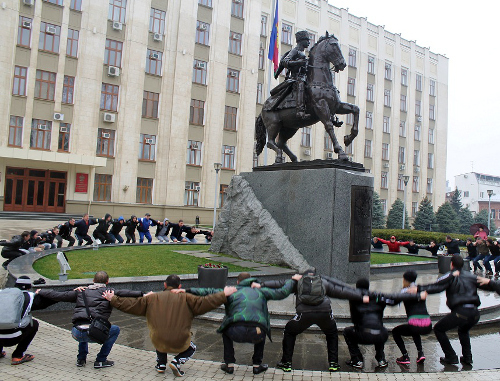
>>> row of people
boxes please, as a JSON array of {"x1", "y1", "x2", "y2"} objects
[{"x1": 372, "y1": 235, "x2": 476, "y2": 256}]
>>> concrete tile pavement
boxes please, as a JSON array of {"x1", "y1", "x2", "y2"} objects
[{"x1": 0, "y1": 320, "x2": 499, "y2": 381}]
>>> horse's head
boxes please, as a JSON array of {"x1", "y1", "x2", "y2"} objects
[{"x1": 310, "y1": 33, "x2": 346, "y2": 72}]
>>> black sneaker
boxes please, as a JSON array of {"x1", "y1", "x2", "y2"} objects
[
  {"x1": 328, "y1": 361, "x2": 340, "y2": 372},
  {"x1": 345, "y1": 359, "x2": 363, "y2": 369},
  {"x1": 253, "y1": 364, "x2": 268, "y2": 375},
  {"x1": 276, "y1": 361, "x2": 292, "y2": 372},
  {"x1": 460, "y1": 356, "x2": 473, "y2": 366},
  {"x1": 416, "y1": 352, "x2": 426, "y2": 364},
  {"x1": 440, "y1": 356, "x2": 459, "y2": 365},
  {"x1": 169, "y1": 361, "x2": 184, "y2": 377},
  {"x1": 376, "y1": 360, "x2": 388, "y2": 368},
  {"x1": 76, "y1": 358, "x2": 86, "y2": 367},
  {"x1": 94, "y1": 360, "x2": 114, "y2": 369},
  {"x1": 220, "y1": 363, "x2": 234, "y2": 374},
  {"x1": 155, "y1": 363, "x2": 166, "y2": 373},
  {"x1": 396, "y1": 354, "x2": 410, "y2": 365}
]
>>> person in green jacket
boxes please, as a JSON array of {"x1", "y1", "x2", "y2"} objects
[{"x1": 179, "y1": 272, "x2": 299, "y2": 375}]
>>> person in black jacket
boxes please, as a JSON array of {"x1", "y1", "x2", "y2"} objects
[
  {"x1": 93, "y1": 214, "x2": 113, "y2": 244},
  {"x1": 74, "y1": 214, "x2": 99, "y2": 246},
  {"x1": 169, "y1": 220, "x2": 189, "y2": 243},
  {"x1": 483, "y1": 239, "x2": 500, "y2": 276},
  {"x1": 56, "y1": 219, "x2": 76, "y2": 248},
  {"x1": 417, "y1": 255, "x2": 480, "y2": 366},
  {"x1": 125, "y1": 215, "x2": 139, "y2": 243},
  {"x1": 108, "y1": 216, "x2": 125, "y2": 244},
  {"x1": 38, "y1": 271, "x2": 145, "y2": 369},
  {"x1": 39, "y1": 227, "x2": 58, "y2": 249},
  {"x1": 371, "y1": 237, "x2": 384, "y2": 251},
  {"x1": 420, "y1": 240, "x2": 439, "y2": 256},
  {"x1": 256, "y1": 270, "x2": 369, "y2": 372},
  {"x1": 1, "y1": 232, "x2": 30, "y2": 269},
  {"x1": 343, "y1": 278, "x2": 425, "y2": 369},
  {"x1": 438, "y1": 236, "x2": 464, "y2": 255},
  {"x1": 403, "y1": 240, "x2": 420, "y2": 254}
]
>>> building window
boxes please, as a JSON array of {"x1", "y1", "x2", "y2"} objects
[
  {"x1": 190, "y1": 99, "x2": 205, "y2": 125},
  {"x1": 282, "y1": 23, "x2": 292, "y2": 44},
  {"x1": 146, "y1": 49, "x2": 162, "y2": 76},
  {"x1": 381, "y1": 199, "x2": 387, "y2": 215},
  {"x1": 416, "y1": 74, "x2": 422, "y2": 91},
  {"x1": 187, "y1": 140, "x2": 202, "y2": 166},
  {"x1": 428, "y1": 128, "x2": 435, "y2": 144},
  {"x1": 229, "y1": 31, "x2": 242, "y2": 55},
  {"x1": 30, "y1": 119, "x2": 52, "y2": 150},
  {"x1": 366, "y1": 84, "x2": 374, "y2": 101},
  {"x1": 384, "y1": 89, "x2": 391, "y2": 107},
  {"x1": 142, "y1": 91, "x2": 159, "y2": 118},
  {"x1": 13, "y1": 66, "x2": 28, "y2": 96},
  {"x1": 139, "y1": 134, "x2": 156, "y2": 161},
  {"x1": 301, "y1": 127, "x2": 311, "y2": 147},
  {"x1": 104, "y1": 39, "x2": 123, "y2": 67},
  {"x1": 492, "y1": 209, "x2": 496, "y2": 219},
  {"x1": 429, "y1": 105, "x2": 435, "y2": 120},
  {"x1": 346, "y1": 114, "x2": 354, "y2": 125},
  {"x1": 412, "y1": 176, "x2": 420, "y2": 193},
  {"x1": 366, "y1": 112, "x2": 373, "y2": 129},
  {"x1": 347, "y1": 77, "x2": 355, "y2": 96},
  {"x1": 39, "y1": 22, "x2": 61, "y2": 53},
  {"x1": 199, "y1": 0, "x2": 212, "y2": 7},
  {"x1": 324, "y1": 131, "x2": 333, "y2": 151},
  {"x1": 384, "y1": 62, "x2": 392, "y2": 80},
  {"x1": 184, "y1": 182, "x2": 200, "y2": 206},
  {"x1": 9, "y1": 116, "x2": 23, "y2": 147},
  {"x1": 193, "y1": 60, "x2": 207, "y2": 85},
  {"x1": 100, "y1": 83, "x2": 119, "y2": 111},
  {"x1": 66, "y1": 29, "x2": 79, "y2": 57},
  {"x1": 345, "y1": 143, "x2": 353, "y2": 155},
  {"x1": 367, "y1": 56, "x2": 375, "y2": 74},
  {"x1": 414, "y1": 149, "x2": 420, "y2": 167},
  {"x1": 412, "y1": 202, "x2": 418, "y2": 217},
  {"x1": 400, "y1": 94, "x2": 407, "y2": 112},
  {"x1": 62, "y1": 75, "x2": 75, "y2": 104},
  {"x1": 226, "y1": 69, "x2": 240, "y2": 93},
  {"x1": 260, "y1": 15, "x2": 267, "y2": 36},
  {"x1": 18, "y1": 16, "x2": 32, "y2": 48},
  {"x1": 348, "y1": 48, "x2": 357, "y2": 67},
  {"x1": 219, "y1": 184, "x2": 228, "y2": 208},
  {"x1": 222, "y1": 145, "x2": 236, "y2": 169},
  {"x1": 364, "y1": 139, "x2": 372, "y2": 158},
  {"x1": 149, "y1": 8, "x2": 166, "y2": 34},
  {"x1": 415, "y1": 100, "x2": 421, "y2": 116},
  {"x1": 34, "y1": 70, "x2": 56, "y2": 101},
  {"x1": 464, "y1": 191, "x2": 470, "y2": 198},
  {"x1": 136, "y1": 178, "x2": 153, "y2": 204},
  {"x1": 414, "y1": 125, "x2": 421, "y2": 141},
  {"x1": 253, "y1": 145, "x2": 259, "y2": 168},
  {"x1": 224, "y1": 106, "x2": 238, "y2": 131},
  {"x1": 256, "y1": 83, "x2": 263, "y2": 104},
  {"x1": 58, "y1": 123, "x2": 71, "y2": 152},
  {"x1": 381, "y1": 172, "x2": 388, "y2": 189},
  {"x1": 427, "y1": 178, "x2": 433, "y2": 194},
  {"x1": 43, "y1": 0, "x2": 63, "y2": 5},
  {"x1": 398, "y1": 146, "x2": 406, "y2": 164},
  {"x1": 96, "y1": 128, "x2": 115, "y2": 157},
  {"x1": 109, "y1": 0, "x2": 127, "y2": 23},
  {"x1": 401, "y1": 68, "x2": 408, "y2": 86},
  {"x1": 308, "y1": 32, "x2": 316, "y2": 45},
  {"x1": 70, "y1": 0, "x2": 82, "y2": 11},
  {"x1": 397, "y1": 174, "x2": 404, "y2": 191},
  {"x1": 382, "y1": 143, "x2": 389, "y2": 160},
  {"x1": 428, "y1": 153, "x2": 434, "y2": 169},
  {"x1": 383, "y1": 116, "x2": 390, "y2": 133},
  {"x1": 94, "y1": 174, "x2": 112, "y2": 202},
  {"x1": 231, "y1": 0, "x2": 244, "y2": 18},
  {"x1": 196, "y1": 21, "x2": 210, "y2": 45},
  {"x1": 399, "y1": 121, "x2": 406, "y2": 137},
  {"x1": 429, "y1": 79, "x2": 436, "y2": 96},
  {"x1": 258, "y1": 48, "x2": 265, "y2": 69}
]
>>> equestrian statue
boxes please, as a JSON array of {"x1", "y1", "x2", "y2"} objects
[{"x1": 255, "y1": 31, "x2": 359, "y2": 163}]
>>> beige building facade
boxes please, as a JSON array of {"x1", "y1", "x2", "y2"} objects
[{"x1": 0, "y1": 0, "x2": 448, "y2": 223}]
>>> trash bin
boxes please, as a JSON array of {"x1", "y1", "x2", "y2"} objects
[
  {"x1": 197, "y1": 265, "x2": 228, "y2": 288},
  {"x1": 438, "y1": 255, "x2": 452, "y2": 274}
]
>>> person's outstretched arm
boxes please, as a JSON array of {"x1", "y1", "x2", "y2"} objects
[
  {"x1": 259, "y1": 278, "x2": 295, "y2": 300},
  {"x1": 417, "y1": 272, "x2": 453, "y2": 294},
  {"x1": 186, "y1": 287, "x2": 236, "y2": 316},
  {"x1": 104, "y1": 290, "x2": 148, "y2": 316},
  {"x1": 37, "y1": 289, "x2": 78, "y2": 302}
]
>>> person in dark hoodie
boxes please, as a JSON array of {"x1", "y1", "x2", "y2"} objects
[
  {"x1": 56, "y1": 218, "x2": 76, "y2": 248},
  {"x1": 74, "y1": 214, "x2": 99, "y2": 246},
  {"x1": 93, "y1": 214, "x2": 113, "y2": 244},
  {"x1": 1, "y1": 231, "x2": 30, "y2": 269},
  {"x1": 125, "y1": 215, "x2": 139, "y2": 243},
  {"x1": 156, "y1": 218, "x2": 171, "y2": 243},
  {"x1": 108, "y1": 216, "x2": 125, "y2": 244}
]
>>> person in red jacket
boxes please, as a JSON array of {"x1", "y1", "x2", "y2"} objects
[{"x1": 375, "y1": 236, "x2": 410, "y2": 252}]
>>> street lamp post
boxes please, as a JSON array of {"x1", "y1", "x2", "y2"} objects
[
  {"x1": 402, "y1": 175, "x2": 410, "y2": 229},
  {"x1": 487, "y1": 189, "x2": 493, "y2": 232},
  {"x1": 213, "y1": 163, "x2": 222, "y2": 229}
]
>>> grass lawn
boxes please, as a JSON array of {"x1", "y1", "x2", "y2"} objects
[
  {"x1": 370, "y1": 252, "x2": 437, "y2": 265},
  {"x1": 33, "y1": 245, "x2": 254, "y2": 280}
]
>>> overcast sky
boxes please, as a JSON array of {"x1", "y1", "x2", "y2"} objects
[{"x1": 328, "y1": 0, "x2": 500, "y2": 188}]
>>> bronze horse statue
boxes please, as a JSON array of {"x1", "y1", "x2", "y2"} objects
[{"x1": 255, "y1": 33, "x2": 359, "y2": 163}]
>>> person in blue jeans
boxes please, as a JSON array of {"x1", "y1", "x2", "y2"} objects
[
  {"x1": 137, "y1": 213, "x2": 160, "y2": 243},
  {"x1": 472, "y1": 238, "x2": 489, "y2": 273},
  {"x1": 484, "y1": 239, "x2": 500, "y2": 276},
  {"x1": 71, "y1": 324, "x2": 120, "y2": 366}
]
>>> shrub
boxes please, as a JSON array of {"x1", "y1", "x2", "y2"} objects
[{"x1": 372, "y1": 229, "x2": 472, "y2": 245}]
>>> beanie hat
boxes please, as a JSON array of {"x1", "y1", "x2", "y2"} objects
[{"x1": 118, "y1": 216, "x2": 124, "y2": 221}]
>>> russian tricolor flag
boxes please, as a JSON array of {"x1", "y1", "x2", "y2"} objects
[{"x1": 268, "y1": 0, "x2": 279, "y2": 74}]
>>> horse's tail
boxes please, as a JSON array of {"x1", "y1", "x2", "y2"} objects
[{"x1": 255, "y1": 114, "x2": 266, "y2": 156}]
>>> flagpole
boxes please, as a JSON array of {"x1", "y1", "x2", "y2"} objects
[{"x1": 264, "y1": 0, "x2": 277, "y2": 166}]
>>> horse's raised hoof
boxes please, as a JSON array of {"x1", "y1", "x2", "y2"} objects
[
  {"x1": 344, "y1": 135, "x2": 353, "y2": 147},
  {"x1": 338, "y1": 153, "x2": 349, "y2": 161}
]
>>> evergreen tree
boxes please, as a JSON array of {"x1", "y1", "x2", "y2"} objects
[
  {"x1": 413, "y1": 197, "x2": 436, "y2": 231},
  {"x1": 449, "y1": 187, "x2": 463, "y2": 215},
  {"x1": 474, "y1": 209, "x2": 497, "y2": 234},
  {"x1": 386, "y1": 199, "x2": 410, "y2": 229},
  {"x1": 372, "y1": 192, "x2": 386, "y2": 229},
  {"x1": 435, "y1": 202, "x2": 459, "y2": 233},
  {"x1": 458, "y1": 207, "x2": 475, "y2": 235}
]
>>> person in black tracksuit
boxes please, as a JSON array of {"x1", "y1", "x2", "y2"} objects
[
  {"x1": 56, "y1": 219, "x2": 76, "y2": 248},
  {"x1": 125, "y1": 216, "x2": 139, "y2": 243},
  {"x1": 259, "y1": 271, "x2": 367, "y2": 372},
  {"x1": 417, "y1": 255, "x2": 480, "y2": 366},
  {"x1": 93, "y1": 214, "x2": 113, "y2": 244},
  {"x1": 108, "y1": 217, "x2": 125, "y2": 244},
  {"x1": 74, "y1": 214, "x2": 99, "y2": 246},
  {"x1": 1, "y1": 232, "x2": 31, "y2": 269},
  {"x1": 420, "y1": 240, "x2": 439, "y2": 256}
]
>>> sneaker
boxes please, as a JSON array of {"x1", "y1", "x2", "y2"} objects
[
  {"x1": 220, "y1": 363, "x2": 234, "y2": 374},
  {"x1": 416, "y1": 352, "x2": 426, "y2": 364},
  {"x1": 396, "y1": 354, "x2": 410, "y2": 365},
  {"x1": 345, "y1": 359, "x2": 363, "y2": 369},
  {"x1": 376, "y1": 360, "x2": 389, "y2": 368},
  {"x1": 460, "y1": 356, "x2": 473, "y2": 366},
  {"x1": 276, "y1": 361, "x2": 292, "y2": 372},
  {"x1": 11, "y1": 354, "x2": 34, "y2": 365},
  {"x1": 328, "y1": 361, "x2": 340, "y2": 372},
  {"x1": 76, "y1": 358, "x2": 86, "y2": 367},
  {"x1": 440, "y1": 356, "x2": 459, "y2": 365},
  {"x1": 169, "y1": 361, "x2": 185, "y2": 377},
  {"x1": 253, "y1": 364, "x2": 268, "y2": 375},
  {"x1": 155, "y1": 363, "x2": 166, "y2": 373},
  {"x1": 94, "y1": 360, "x2": 114, "y2": 369},
  {"x1": 486, "y1": 271, "x2": 493, "y2": 276}
]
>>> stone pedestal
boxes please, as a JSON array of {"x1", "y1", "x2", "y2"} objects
[{"x1": 211, "y1": 162, "x2": 373, "y2": 282}]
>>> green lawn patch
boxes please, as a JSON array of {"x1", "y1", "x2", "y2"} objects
[
  {"x1": 370, "y1": 253, "x2": 437, "y2": 265},
  {"x1": 33, "y1": 245, "x2": 254, "y2": 280}
]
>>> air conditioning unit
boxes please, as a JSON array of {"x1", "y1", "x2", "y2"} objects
[
  {"x1": 383, "y1": 162, "x2": 390, "y2": 168},
  {"x1": 414, "y1": 167, "x2": 420, "y2": 173},
  {"x1": 282, "y1": 25, "x2": 291, "y2": 32},
  {"x1": 399, "y1": 164, "x2": 406, "y2": 171},
  {"x1": 303, "y1": 149, "x2": 311, "y2": 156},
  {"x1": 39, "y1": 124, "x2": 48, "y2": 130},
  {"x1": 101, "y1": 132, "x2": 111, "y2": 138},
  {"x1": 46, "y1": 25, "x2": 57, "y2": 35},
  {"x1": 59, "y1": 126, "x2": 69, "y2": 133},
  {"x1": 224, "y1": 148, "x2": 233, "y2": 154},
  {"x1": 417, "y1": 116, "x2": 422, "y2": 122},
  {"x1": 185, "y1": 184, "x2": 191, "y2": 190},
  {"x1": 150, "y1": 52, "x2": 160, "y2": 60},
  {"x1": 145, "y1": 138, "x2": 154, "y2": 144},
  {"x1": 195, "y1": 186, "x2": 201, "y2": 191},
  {"x1": 229, "y1": 71, "x2": 238, "y2": 77},
  {"x1": 195, "y1": 62, "x2": 206, "y2": 69},
  {"x1": 190, "y1": 143, "x2": 199, "y2": 149},
  {"x1": 385, "y1": 63, "x2": 391, "y2": 69},
  {"x1": 53, "y1": 113, "x2": 64, "y2": 121},
  {"x1": 326, "y1": 152, "x2": 334, "y2": 159},
  {"x1": 234, "y1": 0, "x2": 242, "y2": 3},
  {"x1": 112, "y1": 21, "x2": 123, "y2": 31},
  {"x1": 232, "y1": 33, "x2": 241, "y2": 40},
  {"x1": 23, "y1": 0, "x2": 34, "y2": 6},
  {"x1": 107, "y1": 66, "x2": 120, "y2": 77},
  {"x1": 22, "y1": 20, "x2": 32, "y2": 29},
  {"x1": 153, "y1": 32, "x2": 163, "y2": 42},
  {"x1": 103, "y1": 113, "x2": 115, "y2": 123},
  {"x1": 198, "y1": 24, "x2": 208, "y2": 31}
]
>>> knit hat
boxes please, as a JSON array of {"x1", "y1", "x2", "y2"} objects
[
  {"x1": 118, "y1": 216, "x2": 124, "y2": 221},
  {"x1": 15, "y1": 276, "x2": 32, "y2": 290}
]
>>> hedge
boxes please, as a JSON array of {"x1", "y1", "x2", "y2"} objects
[{"x1": 371, "y1": 229, "x2": 481, "y2": 245}]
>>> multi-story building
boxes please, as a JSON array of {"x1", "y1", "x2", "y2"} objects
[{"x1": 0, "y1": 0, "x2": 448, "y2": 222}]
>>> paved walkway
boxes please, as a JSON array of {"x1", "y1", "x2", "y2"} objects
[{"x1": 1, "y1": 320, "x2": 499, "y2": 381}]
